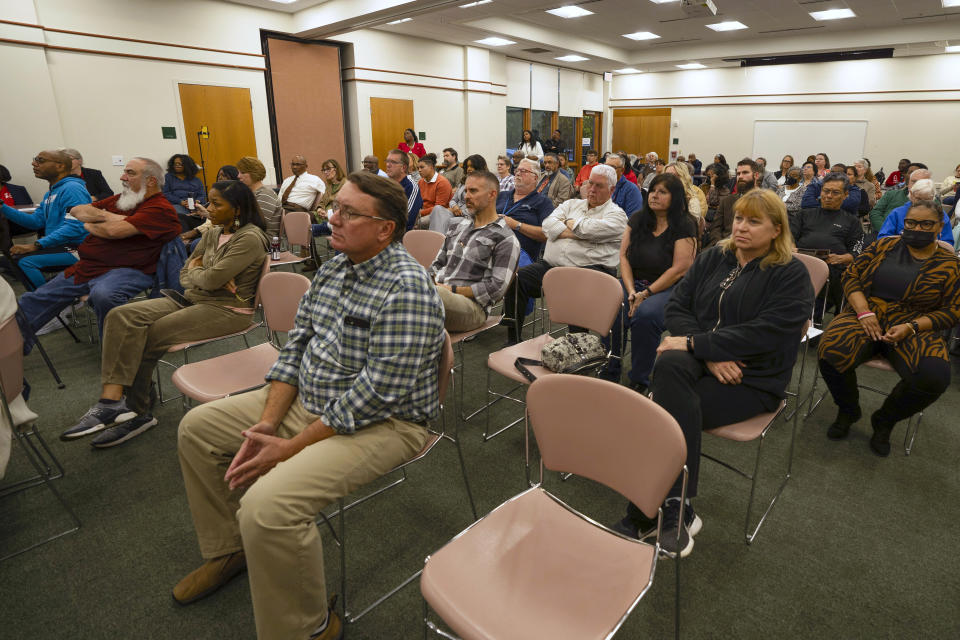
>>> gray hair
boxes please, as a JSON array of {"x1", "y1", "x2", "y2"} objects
[
  {"x1": 518, "y1": 158, "x2": 541, "y2": 180},
  {"x1": 910, "y1": 178, "x2": 935, "y2": 201},
  {"x1": 590, "y1": 163, "x2": 617, "y2": 188},
  {"x1": 822, "y1": 172, "x2": 849, "y2": 191},
  {"x1": 605, "y1": 154, "x2": 623, "y2": 168},
  {"x1": 61, "y1": 147, "x2": 83, "y2": 163},
  {"x1": 133, "y1": 157, "x2": 165, "y2": 188}
]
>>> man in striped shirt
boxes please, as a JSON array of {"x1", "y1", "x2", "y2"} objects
[
  {"x1": 384, "y1": 148, "x2": 422, "y2": 230},
  {"x1": 431, "y1": 170, "x2": 520, "y2": 332},
  {"x1": 174, "y1": 171, "x2": 444, "y2": 640}
]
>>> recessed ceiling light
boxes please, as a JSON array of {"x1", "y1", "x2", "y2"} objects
[
  {"x1": 649, "y1": 0, "x2": 680, "y2": 3},
  {"x1": 676, "y1": 62, "x2": 707, "y2": 69},
  {"x1": 556, "y1": 54, "x2": 589, "y2": 62},
  {"x1": 706, "y1": 20, "x2": 748, "y2": 32},
  {"x1": 266, "y1": 0, "x2": 297, "y2": 3},
  {"x1": 623, "y1": 31, "x2": 660, "y2": 40},
  {"x1": 474, "y1": 36, "x2": 515, "y2": 46},
  {"x1": 614, "y1": 68, "x2": 643, "y2": 74},
  {"x1": 809, "y1": 8, "x2": 856, "y2": 21},
  {"x1": 942, "y1": 0, "x2": 960, "y2": 7},
  {"x1": 387, "y1": 17, "x2": 412, "y2": 24},
  {"x1": 947, "y1": 45, "x2": 960, "y2": 52},
  {"x1": 460, "y1": 0, "x2": 492, "y2": 7},
  {"x1": 546, "y1": 6, "x2": 594, "y2": 18}
]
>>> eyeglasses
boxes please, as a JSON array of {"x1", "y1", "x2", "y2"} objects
[
  {"x1": 515, "y1": 169, "x2": 536, "y2": 177},
  {"x1": 330, "y1": 201, "x2": 389, "y2": 223},
  {"x1": 32, "y1": 156, "x2": 54, "y2": 164},
  {"x1": 384, "y1": 159, "x2": 403, "y2": 166},
  {"x1": 903, "y1": 218, "x2": 937, "y2": 231},
  {"x1": 821, "y1": 188, "x2": 845, "y2": 197},
  {"x1": 322, "y1": 166, "x2": 336, "y2": 172}
]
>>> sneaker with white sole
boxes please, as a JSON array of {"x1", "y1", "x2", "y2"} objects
[
  {"x1": 90, "y1": 414, "x2": 158, "y2": 449},
  {"x1": 643, "y1": 499, "x2": 702, "y2": 558},
  {"x1": 60, "y1": 399, "x2": 137, "y2": 441}
]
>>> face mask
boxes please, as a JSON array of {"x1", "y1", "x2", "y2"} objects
[
  {"x1": 785, "y1": 176, "x2": 799, "y2": 186},
  {"x1": 901, "y1": 229, "x2": 936, "y2": 248}
]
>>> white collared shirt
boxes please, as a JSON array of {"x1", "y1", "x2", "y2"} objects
[
  {"x1": 278, "y1": 171, "x2": 325, "y2": 209},
  {"x1": 541, "y1": 197, "x2": 627, "y2": 268}
]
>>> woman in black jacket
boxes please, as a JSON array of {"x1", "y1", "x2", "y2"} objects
[{"x1": 612, "y1": 189, "x2": 813, "y2": 557}]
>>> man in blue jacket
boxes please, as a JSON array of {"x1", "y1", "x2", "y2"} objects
[
  {"x1": 801, "y1": 162, "x2": 861, "y2": 215},
  {"x1": 877, "y1": 178, "x2": 953, "y2": 245},
  {"x1": 1, "y1": 150, "x2": 90, "y2": 288},
  {"x1": 607, "y1": 153, "x2": 644, "y2": 217}
]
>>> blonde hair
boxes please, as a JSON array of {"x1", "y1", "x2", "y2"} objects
[
  {"x1": 665, "y1": 161, "x2": 696, "y2": 197},
  {"x1": 718, "y1": 189, "x2": 795, "y2": 268}
]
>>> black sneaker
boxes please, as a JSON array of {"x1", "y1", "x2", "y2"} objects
[
  {"x1": 827, "y1": 407, "x2": 862, "y2": 440},
  {"x1": 646, "y1": 500, "x2": 702, "y2": 558},
  {"x1": 60, "y1": 399, "x2": 137, "y2": 441},
  {"x1": 90, "y1": 414, "x2": 158, "y2": 449}
]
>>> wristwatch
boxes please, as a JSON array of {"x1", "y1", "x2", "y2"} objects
[
  {"x1": 33, "y1": 241, "x2": 42, "y2": 250},
  {"x1": 909, "y1": 320, "x2": 920, "y2": 335},
  {"x1": 686, "y1": 335, "x2": 694, "y2": 352},
  {"x1": 516, "y1": 222, "x2": 523, "y2": 232}
]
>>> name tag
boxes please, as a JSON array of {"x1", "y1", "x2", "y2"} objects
[{"x1": 344, "y1": 315, "x2": 370, "y2": 329}]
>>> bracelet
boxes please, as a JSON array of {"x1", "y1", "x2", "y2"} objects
[
  {"x1": 909, "y1": 320, "x2": 920, "y2": 335},
  {"x1": 856, "y1": 311, "x2": 875, "y2": 320},
  {"x1": 686, "y1": 335, "x2": 694, "y2": 353}
]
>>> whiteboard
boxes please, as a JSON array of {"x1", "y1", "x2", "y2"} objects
[{"x1": 752, "y1": 120, "x2": 868, "y2": 167}]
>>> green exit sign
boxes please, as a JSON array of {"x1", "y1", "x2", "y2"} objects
[{"x1": 162, "y1": 126, "x2": 177, "y2": 139}]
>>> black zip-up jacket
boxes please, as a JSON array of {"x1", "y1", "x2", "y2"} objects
[{"x1": 665, "y1": 246, "x2": 814, "y2": 398}]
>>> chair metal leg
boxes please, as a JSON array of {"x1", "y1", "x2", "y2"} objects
[
  {"x1": 904, "y1": 411, "x2": 922, "y2": 456},
  {"x1": 27, "y1": 333, "x2": 66, "y2": 389}
]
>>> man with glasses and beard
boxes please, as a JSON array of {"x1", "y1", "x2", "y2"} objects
[
  {"x1": 430, "y1": 170, "x2": 520, "y2": 332},
  {"x1": 706, "y1": 157, "x2": 761, "y2": 247},
  {"x1": 16, "y1": 157, "x2": 181, "y2": 350}
]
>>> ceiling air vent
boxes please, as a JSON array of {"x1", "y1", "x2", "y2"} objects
[
  {"x1": 725, "y1": 48, "x2": 894, "y2": 67},
  {"x1": 522, "y1": 47, "x2": 551, "y2": 53}
]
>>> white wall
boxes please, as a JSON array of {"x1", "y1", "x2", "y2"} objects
[
  {"x1": 610, "y1": 55, "x2": 960, "y2": 180},
  {"x1": 0, "y1": 0, "x2": 291, "y2": 197}
]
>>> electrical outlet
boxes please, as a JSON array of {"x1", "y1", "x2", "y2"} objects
[{"x1": 112, "y1": 155, "x2": 124, "y2": 166}]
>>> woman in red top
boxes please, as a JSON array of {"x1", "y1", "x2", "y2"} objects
[{"x1": 398, "y1": 128, "x2": 426, "y2": 158}]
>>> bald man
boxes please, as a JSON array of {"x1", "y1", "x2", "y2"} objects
[
  {"x1": 1, "y1": 149, "x2": 91, "y2": 288},
  {"x1": 361, "y1": 155, "x2": 389, "y2": 178},
  {"x1": 278, "y1": 155, "x2": 325, "y2": 213}
]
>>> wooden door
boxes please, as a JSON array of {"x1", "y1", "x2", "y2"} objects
[
  {"x1": 179, "y1": 84, "x2": 257, "y2": 192},
  {"x1": 370, "y1": 98, "x2": 414, "y2": 170},
  {"x1": 612, "y1": 108, "x2": 671, "y2": 161}
]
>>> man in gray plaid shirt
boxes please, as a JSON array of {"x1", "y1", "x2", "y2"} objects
[
  {"x1": 430, "y1": 170, "x2": 520, "y2": 332},
  {"x1": 173, "y1": 171, "x2": 445, "y2": 640}
]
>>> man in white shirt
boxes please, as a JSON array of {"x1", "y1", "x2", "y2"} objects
[
  {"x1": 278, "y1": 155, "x2": 325, "y2": 212},
  {"x1": 361, "y1": 155, "x2": 389, "y2": 178},
  {"x1": 502, "y1": 163, "x2": 627, "y2": 343}
]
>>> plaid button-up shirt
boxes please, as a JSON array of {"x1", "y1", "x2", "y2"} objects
[
  {"x1": 266, "y1": 242, "x2": 445, "y2": 434},
  {"x1": 430, "y1": 216, "x2": 520, "y2": 312}
]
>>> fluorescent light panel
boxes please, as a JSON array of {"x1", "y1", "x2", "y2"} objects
[
  {"x1": 387, "y1": 17, "x2": 412, "y2": 24},
  {"x1": 809, "y1": 8, "x2": 856, "y2": 20},
  {"x1": 649, "y1": 0, "x2": 680, "y2": 3},
  {"x1": 556, "y1": 54, "x2": 589, "y2": 61},
  {"x1": 474, "y1": 36, "x2": 515, "y2": 46},
  {"x1": 946, "y1": 45, "x2": 960, "y2": 52},
  {"x1": 460, "y1": 0, "x2": 492, "y2": 7},
  {"x1": 706, "y1": 20, "x2": 747, "y2": 31},
  {"x1": 942, "y1": 0, "x2": 960, "y2": 7},
  {"x1": 267, "y1": 0, "x2": 297, "y2": 4},
  {"x1": 546, "y1": 6, "x2": 594, "y2": 18},
  {"x1": 623, "y1": 31, "x2": 660, "y2": 40},
  {"x1": 614, "y1": 68, "x2": 642, "y2": 73},
  {"x1": 676, "y1": 62, "x2": 706, "y2": 69}
]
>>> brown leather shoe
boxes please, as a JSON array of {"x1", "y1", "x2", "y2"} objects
[
  {"x1": 309, "y1": 596, "x2": 343, "y2": 640},
  {"x1": 172, "y1": 550, "x2": 246, "y2": 605}
]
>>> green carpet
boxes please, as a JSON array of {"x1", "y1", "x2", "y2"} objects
[{"x1": 2, "y1": 296, "x2": 959, "y2": 639}]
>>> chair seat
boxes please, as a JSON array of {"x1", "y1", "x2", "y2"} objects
[
  {"x1": 486, "y1": 334, "x2": 555, "y2": 384},
  {"x1": 705, "y1": 400, "x2": 786, "y2": 442},
  {"x1": 863, "y1": 356, "x2": 895, "y2": 372},
  {"x1": 165, "y1": 320, "x2": 261, "y2": 353},
  {"x1": 171, "y1": 342, "x2": 279, "y2": 404},
  {"x1": 450, "y1": 315, "x2": 503, "y2": 344},
  {"x1": 421, "y1": 488, "x2": 655, "y2": 640}
]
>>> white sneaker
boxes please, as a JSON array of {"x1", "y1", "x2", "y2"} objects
[{"x1": 36, "y1": 315, "x2": 66, "y2": 336}]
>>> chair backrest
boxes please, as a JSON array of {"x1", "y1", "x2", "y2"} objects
[
  {"x1": 280, "y1": 211, "x2": 312, "y2": 246},
  {"x1": 793, "y1": 253, "x2": 830, "y2": 297},
  {"x1": 542, "y1": 266, "x2": 623, "y2": 336},
  {"x1": 252, "y1": 256, "x2": 272, "y2": 310},
  {"x1": 403, "y1": 229, "x2": 445, "y2": 270},
  {"x1": 259, "y1": 271, "x2": 312, "y2": 333},
  {"x1": 527, "y1": 375, "x2": 687, "y2": 519},
  {"x1": 0, "y1": 315, "x2": 24, "y2": 404},
  {"x1": 438, "y1": 332, "x2": 453, "y2": 405},
  {"x1": 937, "y1": 239, "x2": 956, "y2": 254}
]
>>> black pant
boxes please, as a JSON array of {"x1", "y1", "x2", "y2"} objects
[
  {"x1": 818, "y1": 345, "x2": 949, "y2": 425},
  {"x1": 649, "y1": 350, "x2": 781, "y2": 500},
  {"x1": 502, "y1": 259, "x2": 616, "y2": 342}
]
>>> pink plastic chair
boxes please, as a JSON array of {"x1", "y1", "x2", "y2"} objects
[
  {"x1": 170, "y1": 271, "x2": 311, "y2": 407},
  {"x1": 785, "y1": 253, "x2": 830, "y2": 420},
  {"x1": 482, "y1": 266, "x2": 623, "y2": 442},
  {"x1": 402, "y1": 229, "x2": 445, "y2": 270},
  {"x1": 271, "y1": 210, "x2": 313, "y2": 269},
  {"x1": 0, "y1": 314, "x2": 80, "y2": 561},
  {"x1": 421, "y1": 375, "x2": 688, "y2": 640}
]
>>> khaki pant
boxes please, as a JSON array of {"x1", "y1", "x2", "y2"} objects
[
  {"x1": 177, "y1": 385, "x2": 430, "y2": 640},
  {"x1": 436, "y1": 285, "x2": 487, "y2": 333},
  {"x1": 101, "y1": 298, "x2": 253, "y2": 413}
]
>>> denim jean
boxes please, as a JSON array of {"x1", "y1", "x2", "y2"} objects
[
  {"x1": 14, "y1": 250, "x2": 78, "y2": 289},
  {"x1": 603, "y1": 283, "x2": 673, "y2": 386},
  {"x1": 17, "y1": 268, "x2": 155, "y2": 352}
]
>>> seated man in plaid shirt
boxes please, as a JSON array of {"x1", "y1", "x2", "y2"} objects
[
  {"x1": 430, "y1": 170, "x2": 520, "y2": 332},
  {"x1": 173, "y1": 171, "x2": 445, "y2": 640}
]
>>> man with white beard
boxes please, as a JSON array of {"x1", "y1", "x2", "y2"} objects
[
  {"x1": 16, "y1": 157, "x2": 181, "y2": 351},
  {"x1": 429, "y1": 170, "x2": 519, "y2": 331}
]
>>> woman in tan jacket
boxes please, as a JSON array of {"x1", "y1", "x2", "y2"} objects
[{"x1": 59, "y1": 180, "x2": 270, "y2": 448}]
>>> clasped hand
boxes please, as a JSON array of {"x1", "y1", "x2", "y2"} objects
[{"x1": 224, "y1": 421, "x2": 296, "y2": 490}]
